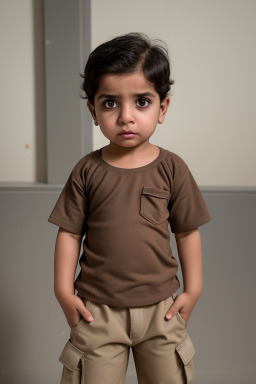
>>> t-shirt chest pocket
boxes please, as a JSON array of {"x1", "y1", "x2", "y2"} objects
[{"x1": 140, "y1": 187, "x2": 171, "y2": 225}]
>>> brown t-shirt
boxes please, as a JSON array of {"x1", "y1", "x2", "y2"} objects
[{"x1": 48, "y1": 146, "x2": 211, "y2": 307}]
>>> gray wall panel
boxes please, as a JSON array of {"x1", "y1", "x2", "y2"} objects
[
  {"x1": 187, "y1": 191, "x2": 256, "y2": 383},
  {"x1": 0, "y1": 189, "x2": 255, "y2": 383},
  {"x1": 44, "y1": 0, "x2": 92, "y2": 183}
]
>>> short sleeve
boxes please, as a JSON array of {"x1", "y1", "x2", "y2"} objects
[
  {"x1": 168, "y1": 166, "x2": 211, "y2": 233},
  {"x1": 48, "y1": 169, "x2": 88, "y2": 235}
]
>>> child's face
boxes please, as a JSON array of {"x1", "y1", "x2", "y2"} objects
[{"x1": 87, "y1": 71, "x2": 170, "y2": 150}]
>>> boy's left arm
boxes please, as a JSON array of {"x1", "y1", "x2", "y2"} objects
[{"x1": 165, "y1": 228, "x2": 203, "y2": 323}]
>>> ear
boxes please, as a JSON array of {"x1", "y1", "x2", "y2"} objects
[
  {"x1": 87, "y1": 101, "x2": 99, "y2": 126},
  {"x1": 158, "y1": 96, "x2": 170, "y2": 124}
]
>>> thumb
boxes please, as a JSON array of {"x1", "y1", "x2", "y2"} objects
[
  {"x1": 78, "y1": 302, "x2": 94, "y2": 322},
  {"x1": 165, "y1": 301, "x2": 180, "y2": 320}
]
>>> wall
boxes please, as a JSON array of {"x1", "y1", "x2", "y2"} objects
[
  {"x1": 0, "y1": 187, "x2": 255, "y2": 384},
  {"x1": 0, "y1": 1, "x2": 256, "y2": 384},
  {"x1": 0, "y1": 0, "x2": 46, "y2": 182},
  {"x1": 92, "y1": 0, "x2": 256, "y2": 187},
  {"x1": 1, "y1": 0, "x2": 255, "y2": 186}
]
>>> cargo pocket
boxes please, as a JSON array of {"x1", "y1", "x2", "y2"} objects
[
  {"x1": 140, "y1": 187, "x2": 170, "y2": 225},
  {"x1": 175, "y1": 334, "x2": 195, "y2": 384},
  {"x1": 59, "y1": 339, "x2": 85, "y2": 384}
]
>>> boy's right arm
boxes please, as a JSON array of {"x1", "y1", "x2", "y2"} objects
[{"x1": 54, "y1": 227, "x2": 94, "y2": 327}]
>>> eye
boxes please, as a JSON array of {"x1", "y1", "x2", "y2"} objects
[
  {"x1": 136, "y1": 97, "x2": 150, "y2": 108},
  {"x1": 103, "y1": 99, "x2": 117, "y2": 109}
]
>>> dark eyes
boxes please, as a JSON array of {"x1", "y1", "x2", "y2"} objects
[
  {"x1": 103, "y1": 97, "x2": 150, "y2": 109},
  {"x1": 104, "y1": 99, "x2": 117, "y2": 109},
  {"x1": 136, "y1": 98, "x2": 149, "y2": 108}
]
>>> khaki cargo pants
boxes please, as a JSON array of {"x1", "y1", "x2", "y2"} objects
[{"x1": 59, "y1": 294, "x2": 195, "y2": 384}]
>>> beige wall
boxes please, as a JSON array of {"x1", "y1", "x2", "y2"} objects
[
  {"x1": 0, "y1": 0, "x2": 255, "y2": 186},
  {"x1": 91, "y1": 0, "x2": 256, "y2": 187},
  {"x1": 0, "y1": 0, "x2": 46, "y2": 183}
]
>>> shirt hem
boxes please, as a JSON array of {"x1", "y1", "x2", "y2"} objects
[
  {"x1": 75, "y1": 282, "x2": 180, "y2": 307},
  {"x1": 48, "y1": 215, "x2": 83, "y2": 235},
  {"x1": 171, "y1": 212, "x2": 212, "y2": 233}
]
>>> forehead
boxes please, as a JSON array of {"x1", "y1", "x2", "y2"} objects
[{"x1": 96, "y1": 71, "x2": 157, "y2": 96}]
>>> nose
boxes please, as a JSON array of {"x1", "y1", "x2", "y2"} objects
[{"x1": 118, "y1": 104, "x2": 135, "y2": 125}]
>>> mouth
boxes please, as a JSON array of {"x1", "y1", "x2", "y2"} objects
[
  {"x1": 120, "y1": 130, "x2": 135, "y2": 135},
  {"x1": 119, "y1": 131, "x2": 137, "y2": 138}
]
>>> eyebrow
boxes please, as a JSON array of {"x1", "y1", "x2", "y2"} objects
[{"x1": 97, "y1": 92, "x2": 156, "y2": 100}]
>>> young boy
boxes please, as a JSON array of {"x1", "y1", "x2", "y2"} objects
[{"x1": 48, "y1": 32, "x2": 211, "y2": 384}]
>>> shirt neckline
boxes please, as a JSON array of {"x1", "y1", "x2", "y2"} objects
[{"x1": 92, "y1": 146, "x2": 167, "y2": 174}]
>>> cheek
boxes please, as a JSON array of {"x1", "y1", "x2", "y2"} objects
[
  {"x1": 97, "y1": 113, "x2": 111, "y2": 126},
  {"x1": 97, "y1": 117, "x2": 114, "y2": 133},
  {"x1": 140, "y1": 110, "x2": 159, "y2": 126},
  {"x1": 98, "y1": 110, "x2": 117, "y2": 122}
]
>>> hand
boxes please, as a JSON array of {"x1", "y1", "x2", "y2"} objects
[
  {"x1": 58, "y1": 294, "x2": 94, "y2": 328},
  {"x1": 165, "y1": 292, "x2": 199, "y2": 323}
]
